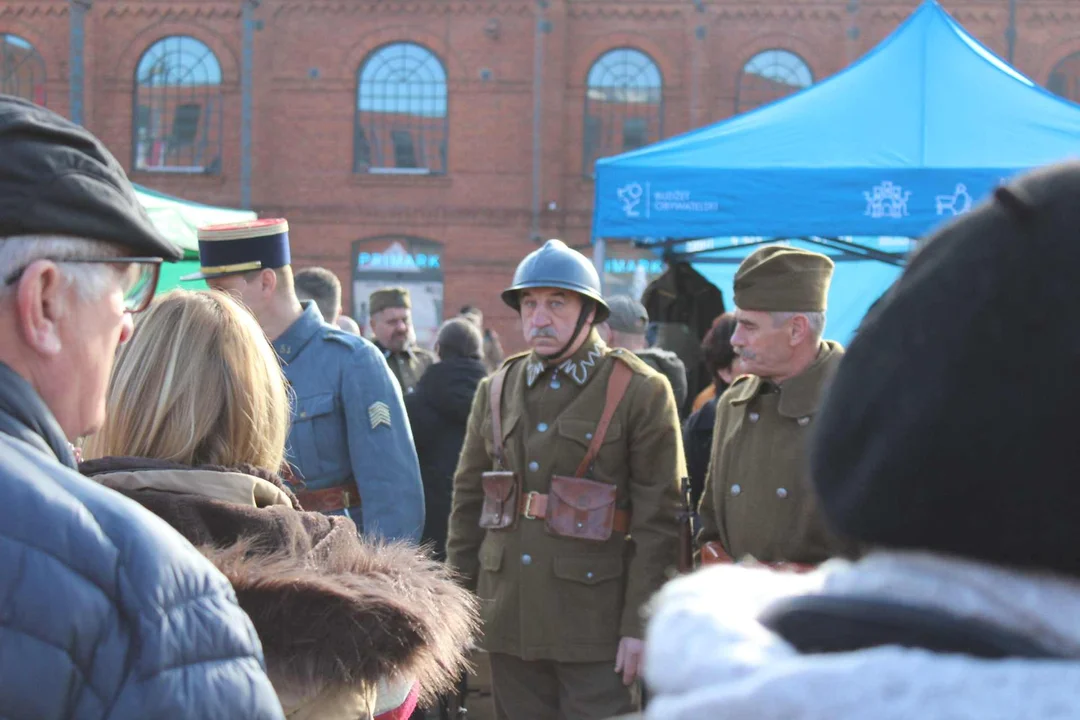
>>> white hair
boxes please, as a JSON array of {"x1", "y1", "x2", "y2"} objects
[
  {"x1": 771, "y1": 311, "x2": 826, "y2": 341},
  {"x1": 0, "y1": 235, "x2": 122, "y2": 303}
]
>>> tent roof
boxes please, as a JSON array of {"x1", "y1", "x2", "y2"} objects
[
  {"x1": 135, "y1": 184, "x2": 256, "y2": 254},
  {"x1": 593, "y1": 0, "x2": 1080, "y2": 240}
]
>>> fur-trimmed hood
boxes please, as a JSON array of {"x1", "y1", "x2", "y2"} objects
[{"x1": 82, "y1": 457, "x2": 478, "y2": 715}]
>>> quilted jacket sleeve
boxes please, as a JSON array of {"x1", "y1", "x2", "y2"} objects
[{"x1": 0, "y1": 436, "x2": 284, "y2": 720}]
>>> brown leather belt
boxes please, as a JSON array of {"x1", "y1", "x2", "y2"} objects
[
  {"x1": 295, "y1": 486, "x2": 359, "y2": 513},
  {"x1": 519, "y1": 491, "x2": 631, "y2": 534}
]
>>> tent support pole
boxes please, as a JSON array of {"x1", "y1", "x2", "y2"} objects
[
  {"x1": 593, "y1": 236, "x2": 606, "y2": 294},
  {"x1": 807, "y1": 237, "x2": 907, "y2": 266},
  {"x1": 240, "y1": 0, "x2": 256, "y2": 210}
]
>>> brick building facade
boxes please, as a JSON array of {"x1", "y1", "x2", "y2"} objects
[{"x1": 4, "y1": 0, "x2": 1080, "y2": 348}]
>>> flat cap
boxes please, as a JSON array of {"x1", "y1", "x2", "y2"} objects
[
  {"x1": 0, "y1": 94, "x2": 181, "y2": 260},
  {"x1": 733, "y1": 246, "x2": 833, "y2": 312},
  {"x1": 605, "y1": 295, "x2": 649, "y2": 335},
  {"x1": 370, "y1": 287, "x2": 411, "y2": 315}
]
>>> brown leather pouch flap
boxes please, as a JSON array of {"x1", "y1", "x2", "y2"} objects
[
  {"x1": 479, "y1": 471, "x2": 519, "y2": 531},
  {"x1": 545, "y1": 475, "x2": 617, "y2": 542},
  {"x1": 549, "y1": 475, "x2": 617, "y2": 511}
]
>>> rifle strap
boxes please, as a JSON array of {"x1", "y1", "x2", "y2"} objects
[
  {"x1": 574, "y1": 361, "x2": 633, "y2": 478},
  {"x1": 489, "y1": 366, "x2": 510, "y2": 469}
]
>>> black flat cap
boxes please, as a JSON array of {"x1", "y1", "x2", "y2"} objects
[{"x1": 0, "y1": 94, "x2": 181, "y2": 260}]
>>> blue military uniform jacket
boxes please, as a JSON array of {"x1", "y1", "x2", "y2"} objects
[{"x1": 274, "y1": 302, "x2": 424, "y2": 542}]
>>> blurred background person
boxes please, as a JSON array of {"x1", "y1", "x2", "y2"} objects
[
  {"x1": 405, "y1": 318, "x2": 487, "y2": 562},
  {"x1": 596, "y1": 294, "x2": 688, "y2": 415},
  {"x1": 683, "y1": 312, "x2": 738, "y2": 510},
  {"x1": 82, "y1": 289, "x2": 477, "y2": 720},
  {"x1": 370, "y1": 287, "x2": 436, "y2": 394},
  {"x1": 295, "y1": 265, "x2": 342, "y2": 324},
  {"x1": 337, "y1": 314, "x2": 362, "y2": 335},
  {"x1": 0, "y1": 95, "x2": 282, "y2": 719},
  {"x1": 460, "y1": 304, "x2": 505, "y2": 373}
]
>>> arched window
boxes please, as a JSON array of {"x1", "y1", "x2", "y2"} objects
[
  {"x1": 1048, "y1": 52, "x2": 1080, "y2": 104},
  {"x1": 355, "y1": 42, "x2": 448, "y2": 175},
  {"x1": 133, "y1": 36, "x2": 223, "y2": 173},
  {"x1": 583, "y1": 48, "x2": 663, "y2": 176},
  {"x1": 736, "y1": 49, "x2": 813, "y2": 114},
  {"x1": 1, "y1": 34, "x2": 46, "y2": 106}
]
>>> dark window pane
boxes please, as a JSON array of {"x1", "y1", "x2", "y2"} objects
[
  {"x1": 583, "y1": 48, "x2": 664, "y2": 176},
  {"x1": 0, "y1": 34, "x2": 46, "y2": 106},
  {"x1": 356, "y1": 42, "x2": 448, "y2": 174},
  {"x1": 736, "y1": 49, "x2": 813, "y2": 114},
  {"x1": 133, "y1": 36, "x2": 222, "y2": 173}
]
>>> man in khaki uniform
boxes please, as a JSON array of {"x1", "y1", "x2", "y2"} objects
[
  {"x1": 447, "y1": 240, "x2": 683, "y2": 720},
  {"x1": 698, "y1": 246, "x2": 853, "y2": 565},
  {"x1": 368, "y1": 287, "x2": 436, "y2": 395}
]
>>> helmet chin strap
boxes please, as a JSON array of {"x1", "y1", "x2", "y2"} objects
[{"x1": 538, "y1": 300, "x2": 595, "y2": 363}]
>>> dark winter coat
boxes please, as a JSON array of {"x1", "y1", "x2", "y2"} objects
[
  {"x1": 405, "y1": 357, "x2": 487, "y2": 560},
  {"x1": 80, "y1": 456, "x2": 478, "y2": 720}
]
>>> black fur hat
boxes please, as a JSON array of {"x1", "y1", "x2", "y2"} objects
[{"x1": 811, "y1": 162, "x2": 1080, "y2": 576}]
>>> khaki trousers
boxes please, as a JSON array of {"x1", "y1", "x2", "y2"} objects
[{"x1": 489, "y1": 652, "x2": 638, "y2": 720}]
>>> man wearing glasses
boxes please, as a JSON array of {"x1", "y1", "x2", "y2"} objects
[{"x1": 0, "y1": 96, "x2": 283, "y2": 718}]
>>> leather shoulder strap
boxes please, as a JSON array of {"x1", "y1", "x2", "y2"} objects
[
  {"x1": 489, "y1": 366, "x2": 510, "y2": 468},
  {"x1": 575, "y1": 361, "x2": 634, "y2": 477}
]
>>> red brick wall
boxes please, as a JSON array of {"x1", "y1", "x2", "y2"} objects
[{"x1": 5, "y1": 0, "x2": 1080, "y2": 351}]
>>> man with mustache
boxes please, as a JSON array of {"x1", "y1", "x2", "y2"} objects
[
  {"x1": 369, "y1": 287, "x2": 436, "y2": 395},
  {"x1": 446, "y1": 240, "x2": 683, "y2": 720},
  {"x1": 698, "y1": 246, "x2": 856, "y2": 567}
]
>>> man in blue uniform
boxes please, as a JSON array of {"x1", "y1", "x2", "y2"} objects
[{"x1": 183, "y1": 218, "x2": 424, "y2": 541}]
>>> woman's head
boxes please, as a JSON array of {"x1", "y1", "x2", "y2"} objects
[
  {"x1": 702, "y1": 312, "x2": 738, "y2": 387},
  {"x1": 84, "y1": 289, "x2": 290, "y2": 471}
]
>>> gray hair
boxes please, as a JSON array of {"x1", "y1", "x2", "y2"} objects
[
  {"x1": 0, "y1": 235, "x2": 122, "y2": 303},
  {"x1": 771, "y1": 311, "x2": 826, "y2": 341}
]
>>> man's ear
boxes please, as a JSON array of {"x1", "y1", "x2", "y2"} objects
[
  {"x1": 260, "y1": 268, "x2": 278, "y2": 298},
  {"x1": 16, "y1": 261, "x2": 67, "y2": 356},
  {"x1": 789, "y1": 314, "x2": 811, "y2": 346}
]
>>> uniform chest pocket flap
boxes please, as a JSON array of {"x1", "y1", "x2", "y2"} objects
[
  {"x1": 296, "y1": 393, "x2": 336, "y2": 422},
  {"x1": 545, "y1": 475, "x2": 618, "y2": 542},
  {"x1": 556, "y1": 418, "x2": 623, "y2": 448}
]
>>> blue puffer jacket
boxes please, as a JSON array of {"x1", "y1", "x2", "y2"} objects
[{"x1": 0, "y1": 362, "x2": 285, "y2": 720}]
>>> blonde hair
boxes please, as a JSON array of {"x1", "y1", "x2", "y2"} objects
[{"x1": 84, "y1": 289, "x2": 290, "y2": 471}]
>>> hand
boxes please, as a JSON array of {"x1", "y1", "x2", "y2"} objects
[{"x1": 614, "y1": 636, "x2": 644, "y2": 686}]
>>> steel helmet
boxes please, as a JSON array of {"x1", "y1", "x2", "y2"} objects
[{"x1": 501, "y1": 239, "x2": 610, "y2": 322}]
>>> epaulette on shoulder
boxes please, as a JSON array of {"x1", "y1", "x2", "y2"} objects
[
  {"x1": 608, "y1": 347, "x2": 656, "y2": 376},
  {"x1": 323, "y1": 327, "x2": 363, "y2": 348},
  {"x1": 498, "y1": 350, "x2": 531, "y2": 370}
]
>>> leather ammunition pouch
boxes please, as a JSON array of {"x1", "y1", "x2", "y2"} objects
[
  {"x1": 545, "y1": 475, "x2": 622, "y2": 542},
  {"x1": 479, "y1": 471, "x2": 519, "y2": 530}
]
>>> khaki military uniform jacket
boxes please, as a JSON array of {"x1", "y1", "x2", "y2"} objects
[
  {"x1": 699, "y1": 341, "x2": 852, "y2": 564},
  {"x1": 375, "y1": 342, "x2": 436, "y2": 396},
  {"x1": 446, "y1": 333, "x2": 683, "y2": 663}
]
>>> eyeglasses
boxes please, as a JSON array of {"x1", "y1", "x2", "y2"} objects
[{"x1": 3, "y1": 257, "x2": 163, "y2": 313}]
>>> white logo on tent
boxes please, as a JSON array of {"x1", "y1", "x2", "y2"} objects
[
  {"x1": 864, "y1": 181, "x2": 911, "y2": 219},
  {"x1": 617, "y1": 183, "x2": 644, "y2": 217},
  {"x1": 935, "y1": 183, "x2": 972, "y2": 216}
]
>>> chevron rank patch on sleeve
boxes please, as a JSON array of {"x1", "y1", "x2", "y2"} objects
[{"x1": 368, "y1": 401, "x2": 392, "y2": 429}]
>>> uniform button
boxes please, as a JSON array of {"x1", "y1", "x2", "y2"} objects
[
  {"x1": 528, "y1": 461, "x2": 539, "y2": 472},
  {"x1": 585, "y1": 432, "x2": 593, "y2": 440},
  {"x1": 749, "y1": 412, "x2": 760, "y2": 423},
  {"x1": 576, "y1": 522, "x2": 584, "y2": 529},
  {"x1": 797, "y1": 416, "x2": 810, "y2": 427},
  {"x1": 299, "y1": 411, "x2": 307, "y2": 418},
  {"x1": 730, "y1": 484, "x2": 742, "y2": 497},
  {"x1": 777, "y1": 488, "x2": 789, "y2": 499},
  {"x1": 521, "y1": 554, "x2": 533, "y2": 566},
  {"x1": 586, "y1": 571, "x2": 594, "y2": 579},
  {"x1": 537, "y1": 423, "x2": 549, "y2": 432},
  {"x1": 551, "y1": 380, "x2": 561, "y2": 389}
]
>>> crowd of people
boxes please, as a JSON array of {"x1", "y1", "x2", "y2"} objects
[{"x1": 4, "y1": 89, "x2": 1080, "y2": 720}]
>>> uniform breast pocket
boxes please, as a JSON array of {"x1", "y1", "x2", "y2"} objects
[
  {"x1": 292, "y1": 393, "x2": 341, "y2": 477},
  {"x1": 555, "y1": 418, "x2": 624, "y2": 477}
]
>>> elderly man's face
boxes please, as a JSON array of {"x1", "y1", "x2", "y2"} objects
[
  {"x1": 371, "y1": 307, "x2": 411, "y2": 352},
  {"x1": 519, "y1": 288, "x2": 592, "y2": 358},
  {"x1": 70, "y1": 273, "x2": 133, "y2": 437},
  {"x1": 729, "y1": 309, "x2": 796, "y2": 380}
]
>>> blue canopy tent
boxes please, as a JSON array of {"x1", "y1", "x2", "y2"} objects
[{"x1": 592, "y1": 0, "x2": 1080, "y2": 342}]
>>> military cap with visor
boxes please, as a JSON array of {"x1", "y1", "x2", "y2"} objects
[
  {"x1": 733, "y1": 245, "x2": 834, "y2": 312},
  {"x1": 369, "y1": 287, "x2": 412, "y2": 316},
  {"x1": 502, "y1": 239, "x2": 610, "y2": 323},
  {"x1": 0, "y1": 94, "x2": 180, "y2": 312},
  {"x1": 181, "y1": 218, "x2": 291, "y2": 282}
]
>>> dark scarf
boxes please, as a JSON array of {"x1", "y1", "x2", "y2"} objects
[{"x1": 0, "y1": 361, "x2": 75, "y2": 468}]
